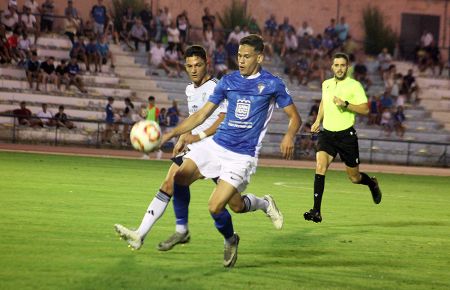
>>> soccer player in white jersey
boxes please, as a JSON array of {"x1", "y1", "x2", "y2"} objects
[
  {"x1": 158, "y1": 35, "x2": 302, "y2": 267},
  {"x1": 114, "y1": 46, "x2": 227, "y2": 250}
]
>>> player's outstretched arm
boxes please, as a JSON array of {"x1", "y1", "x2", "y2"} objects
[
  {"x1": 280, "y1": 104, "x2": 302, "y2": 160},
  {"x1": 160, "y1": 101, "x2": 218, "y2": 147},
  {"x1": 183, "y1": 112, "x2": 226, "y2": 144}
]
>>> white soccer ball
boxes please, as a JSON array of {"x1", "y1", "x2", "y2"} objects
[{"x1": 130, "y1": 120, "x2": 162, "y2": 153}]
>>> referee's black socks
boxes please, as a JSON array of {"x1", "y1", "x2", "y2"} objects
[
  {"x1": 359, "y1": 172, "x2": 375, "y2": 187},
  {"x1": 313, "y1": 174, "x2": 325, "y2": 212}
]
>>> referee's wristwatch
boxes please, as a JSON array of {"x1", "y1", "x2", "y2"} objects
[{"x1": 344, "y1": 101, "x2": 349, "y2": 108}]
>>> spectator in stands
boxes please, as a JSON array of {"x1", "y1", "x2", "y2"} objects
[
  {"x1": 26, "y1": 52, "x2": 40, "y2": 90},
  {"x1": 152, "y1": 8, "x2": 163, "y2": 42},
  {"x1": 24, "y1": 0, "x2": 39, "y2": 15},
  {"x1": 67, "y1": 57, "x2": 87, "y2": 93},
  {"x1": 213, "y1": 42, "x2": 228, "y2": 77},
  {"x1": 17, "y1": 32, "x2": 31, "y2": 61},
  {"x1": 167, "y1": 100, "x2": 180, "y2": 127},
  {"x1": 226, "y1": 26, "x2": 242, "y2": 67},
  {"x1": 352, "y1": 55, "x2": 372, "y2": 91},
  {"x1": 393, "y1": 106, "x2": 406, "y2": 138},
  {"x1": 97, "y1": 35, "x2": 115, "y2": 71},
  {"x1": 264, "y1": 14, "x2": 277, "y2": 36},
  {"x1": 377, "y1": 47, "x2": 392, "y2": 77},
  {"x1": 39, "y1": 0, "x2": 55, "y2": 33},
  {"x1": 428, "y1": 41, "x2": 444, "y2": 76},
  {"x1": 161, "y1": 6, "x2": 172, "y2": 29},
  {"x1": 308, "y1": 53, "x2": 325, "y2": 85},
  {"x1": 148, "y1": 41, "x2": 171, "y2": 75},
  {"x1": 380, "y1": 107, "x2": 393, "y2": 137},
  {"x1": 297, "y1": 33, "x2": 312, "y2": 54},
  {"x1": 281, "y1": 29, "x2": 298, "y2": 58},
  {"x1": 103, "y1": 96, "x2": 118, "y2": 144},
  {"x1": 368, "y1": 95, "x2": 380, "y2": 125},
  {"x1": 1, "y1": 4, "x2": 19, "y2": 32},
  {"x1": 380, "y1": 90, "x2": 394, "y2": 110},
  {"x1": 36, "y1": 103, "x2": 55, "y2": 127},
  {"x1": 324, "y1": 18, "x2": 336, "y2": 38},
  {"x1": 13, "y1": 101, "x2": 37, "y2": 126},
  {"x1": 290, "y1": 53, "x2": 309, "y2": 86},
  {"x1": 121, "y1": 6, "x2": 135, "y2": 39},
  {"x1": 297, "y1": 21, "x2": 314, "y2": 37},
  {"x1": 163, "y1": 43, "x2": 183, "y2": 77},
  {"x1": 342, "y1": 35, "x2": 358, "y2": 55},
  {"x1": 201, "y1": 7, "x2": 215, "y2": 31},
  {"x1": 402, "y1": 69, "x2": 419, "y2": 103},
  {"x1": 420, "y1": 30, "x2": 433, "y2": 48},
  {"x1": 121, "y1": 97, "x2": 134, "y2": 145},
  {"x1": 91, "y1": 0, "x2": 107, "y2": 36},
  {"x1": 167, "y1": 21, "x2": 180, "y2": 47},
  {"x1": 65, "y1": 0, "x2": 80, "y2": 19},
  {"x1": 83, "y1": 20, "x2": 94, "y2": 40},
  {"x1": 55, "y1": 59, "x2": 68, "y2": 91},
  {"x1": 384, "y1": 64, "x2": 396, "y2": 91},
  {"x1": 278, "y1": 17, "x2": 293, "y2": 33},
  {"x1": 129, "y1": 18, "x2": 150, "y2": 52},
  {"x1": 176, "y1": 10, "x2": 190, "y2": 44},
  {"x1": 202, "y1": 24, "x2": 216, "y2": 56},
  {"x1": 54, "y1": 105, "x2": 75, "y2": 129},
  {"x1": 140, "y1": 2, "x2": 153, "y2": 34},
  {"x1": 85, "y1": 36, "x2": 99, "y2": 73},
  {"x1": 158, "y1": 107, "x2": 167, "y2": 127},
  {"x1": 7, "y1": 29, "x2": 20, "y2": 63},
  {"x1": 20, "y1": 6, "x2": 39, "y2": 44},
  {"x1": 70, "y1": 36, "x2": 87, "y2": 68},
  {"x1": 64, "y1": 14, "x2": 80, "y2": 45},
  {"x1": 241, "y1": 25, "x2": 250, "y2": 39},
  {"x1": 0, "y1": 25, "x2": 12, "y2": 63},
  {"x1": 335, "y1": 16, "x2": 349, "y2": 43},
  {"x1": 39, "y1": 56, "x2": 57, "y2": 92},
  {"x1": 104, "y1": 12, "x2": 119, "y2": 44}
]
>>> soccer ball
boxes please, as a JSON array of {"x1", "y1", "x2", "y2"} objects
[{"x1": 130, "y1": 120, "x2": 162, "y2": 152}]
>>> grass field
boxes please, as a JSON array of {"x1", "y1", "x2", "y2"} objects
[{"x1": 0, "y1": 152, "x2": 449, "y2": 290}]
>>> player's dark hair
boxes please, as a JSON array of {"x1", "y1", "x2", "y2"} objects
[
  {"x1": 240, "y1": 34, "x2": 264, "y2": 53},
  {"x1": 333, "y1": 52, "x2": 349, "y2": 64},
  {"x1": 184, "y1": 45, "x2": 207, "y2": 62},
  {"x1": 148, "y1": 96, "x2": 155, "y2": 101}
]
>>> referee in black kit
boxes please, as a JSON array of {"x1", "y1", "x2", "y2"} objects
[{"x1": 304, "y1": 53, "x2": 382, "y2": 223}]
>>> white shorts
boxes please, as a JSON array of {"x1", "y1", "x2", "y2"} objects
[{"x1": 184, "y1": 138, "x2": 257, "y2": 193}]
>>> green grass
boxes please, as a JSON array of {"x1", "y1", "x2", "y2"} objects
[{"x1": 0, "y1": 152, "x2": 449, "y2": 290}]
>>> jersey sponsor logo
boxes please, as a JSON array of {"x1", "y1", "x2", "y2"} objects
[
  {"x1": 257, "y1": 83, "x2": 265, "y2": 94},
  {"x1": 235, "y1": 99, "x2": 251, "y2": 120}
]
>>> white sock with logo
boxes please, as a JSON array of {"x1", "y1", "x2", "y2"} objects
[{"x1": 136, "y1": 191, "x2": 171, "y2": 238}]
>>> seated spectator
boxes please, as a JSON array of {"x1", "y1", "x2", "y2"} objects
[
  {"x1": 70, "y1": 36, "x2": 87, "y2": 68},
  {"x1": 324, "y1": 18, "x2": 336, "y2": 38},
  {"x1": 54, "y1": 105, "x2": 75, "y2": 129},
  {"x1": 158, "y1": 107, "x2": 167, "y2": 127},
  {"x1": 39, "y1": 56, "x2": 57, "y2": 92},
  {"x1": 202, "y1": 24, "x2": 216, "y2": 56},
  {"x1": 66, "y1": 57, "x2": 87, "y2": 93},
  {"x1": 103, "y1": 96, "x2": 118, "y2": 144},
  {"x1": 24, "y1": 0, "x2": 39, "y2": 15},
  {"x1": 167, "y1": 21, "x2": 180, "y2": 47},
  {"x1": 393, "y1": 106, "x2": 406, "y2": 137},
  {"x1": 83, "y1": 20, "x2": 94, "y2": 39},
  {"x1": 96, "y1": 35, "x2": 115, "y2": 70},
  {"x1": 402, "y1": 69, "x2": 419, "y2": 103},
  {"x1": 91, "y1": 0, "x2": 108, "y2": 36},
  {"x1": 0, "y1": 25, "x2": 12, "y2": 63},
  {"x1": 297, "y1": 33, "x2": 312, "y2": 53},
  {"x1": 384, "y1": 64, "x2": 396, "y2": 91},
  {"x1": 17, "y1": 33, "x2": 32, "y2": 63},
  {"x1": 213, "y1": 42, "x2": 228, "y2": 77},
  {"x1": 368, "y1": 95, "x2": 380, "y2": 125},
  {"x1": 264, "y1": 14, "x2": 277, "y2": 36},
  {"x1": 380, "y1": 107, "x2": 393, "y2": 137},
  {"x1": 129, "y1": 18, "x2": 149, "y2": 52},
  {"x1": 281, "y1": 29, "x2": 298, "y2": 57},
  {"x1": 20, "y1": 6, "x2": 39, "y2": 44},
  {"x1": 85, "y1": 36, "x2": 99, "y2": 72},
  {"x1": 163, "y1": 43, "x2": 183, "y2": 77},
  {"x1": 176, "y1": 11, "x2": 189, "y2": 44},
  {"x1": 25, "y1": 52, "x2": 40, "y2": 90},
  {"x1": 148, "y1": 41, "x2": 171, "y2": 76},
  {"x1": 64, "y1": 14, "x2": 80, "y2": 45},
  {"x1": 167, "y1": 100, "x2": 180, "y2": 127},
  {"x1": 36, "y1": 103, "x2": 55, "y2": 127},
  {"x1": 13, "y1": 101, "x2": 35, "y2": 126},
  {"x1": 120, "y1": 6, "x2": 135, "y2": 49},
  {"x1": 7, "y1": 29, "x2": 20, "y2": 63},
  {"x1": 225, "y1": 26, "x2": 241, "y2": 68},
  {"x1": 353, "y1": 55, "x2": 372, "y2": 91},
  {"x1": 121, "y1": 97, "x2": 134, "y2": 144},
  {"x1": 1, "y1": 4, "x2": 19, "y2": 32},
  {"x1": 39, "y1": 0, "x2": 55, "y2": 33},
  {"x1": 55, "y1": 59, "x2": 68, "y2": 90},
  {"x1": 377, "y1": 47, "x2": 392, "y2": 77},
  {"x1": 289, "y1": 53, "x2": 309, "y2": 86},
  {"x1": 297, "y1": 21, "x2": 314, "y2": 37},
  {"x1": 427, "y1": 41, "x2": 444, "y2": 76},
  {"x1": 262, "y1": 30, "x2": 274, "y2": 61},
  {"x1": 308, "y1": 53, "x2": 325, "y2": 85},
  {"x1": 380, "y1": 90, "x2": 394, "y2": 110}
]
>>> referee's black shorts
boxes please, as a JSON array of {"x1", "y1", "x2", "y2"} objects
[{"x1": 317, "y1": 126, "x2": 360, "y2": 167}]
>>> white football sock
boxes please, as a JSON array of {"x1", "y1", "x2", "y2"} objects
[
  {"x1": 175, "y1": 224, "x2": 188, "y2": 234},
  {"x1": 243, "y1": 193, "x2": 269, "y2": 212},
  {"x1": 137, "y1": 191, "x2": 171, "y2": 238}
]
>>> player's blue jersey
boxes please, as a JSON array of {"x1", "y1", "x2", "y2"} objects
[{"x1": 208, "y1": 69, "x2": 293, "y2": 157}]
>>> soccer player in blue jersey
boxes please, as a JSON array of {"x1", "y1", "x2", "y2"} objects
[{"x1": 159, "y1": 34, "x2": 302, "y2": 267}]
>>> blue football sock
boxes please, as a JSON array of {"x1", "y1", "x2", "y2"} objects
[
  {"x1": 211, "y1": 209, "x2": 234, "y2": 240},
  {"x1": 173, "y1": 183, "x2": 190, "y2": 227}
]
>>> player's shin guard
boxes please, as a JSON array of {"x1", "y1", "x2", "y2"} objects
[
  {"x1": 211, "y1": 209, "x2": 234, "y2": 240},
  {"x1": 173, "y1": 183, "x2": 190, "y2": 232},
  {"x1": 313, "y1": 174, "x2": 325, "y2": 212}
]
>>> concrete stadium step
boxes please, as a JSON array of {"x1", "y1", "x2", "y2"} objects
[
  {"x1": 0, "y1": 79, "x2": 132, "y2": 98},
  {"x1": 420, "y1": 99, "x2": 450, "y2": 111},
  {"x1": 35, "y1": 35, "x2": 72, "y2": 50},
  {"x1": 417, "y1": 77, "x2": 450, "y2": 89}
]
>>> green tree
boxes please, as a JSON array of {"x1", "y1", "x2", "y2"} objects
[
  {"x1": 362, "y1": 6, "x2": 397, "y2": 55},
  {"x1": 217, "y1": 0, "x2": 258, "y2": 34},
  {"x1": 111, "y1": 0, "x2": 145, "y2": 31}
]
